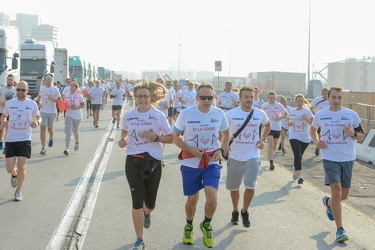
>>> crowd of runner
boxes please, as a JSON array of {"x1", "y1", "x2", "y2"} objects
[{"x1": 0, "y1": 74, "x2": 365, "y2": 249}]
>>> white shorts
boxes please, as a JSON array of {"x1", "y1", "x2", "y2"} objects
[{"x1": 226, "y1": 158, "x2": 260, "y2": 190}]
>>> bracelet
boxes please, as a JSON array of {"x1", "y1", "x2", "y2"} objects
[{"x1": 217, "y1": 148, "x2": 224, "y2": 154}]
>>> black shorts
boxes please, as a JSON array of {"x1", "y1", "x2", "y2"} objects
[
  {"x1": 112, "y1": 105, "x2": 122, "y2": 111},
  {"x1": 6, "y1": 140, "x2": 32, "y2": 158},
  {"x1": 268, "y1": 130, "x2": 281, "y2": 139},
  {"x1": 168, "y1": 107, "x2": 174, "y2": 117},
  {"x1": 91, "y1": 104, "x2": 101, "y2": 111}
]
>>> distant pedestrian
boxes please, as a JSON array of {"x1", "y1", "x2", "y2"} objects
[
  {"x1": 173, "y1": 83, "x2": 230, "y2": 248},
  {"x1": 0, "y1": 81, "x2": 40, "y2": 201},
  {"x1": 0, "y1": 74, "x2": 16, "y2": 154},
  {"x1": 216, "y1": 81, "x2": 239, "y2": 112},
  {"x1": 173, "y1": 82, "x2": 183, "y2": 120},
  {"x1": 261, "y1": 91, "x2": 287, "y2": 170},
  {"x1": 37, "y1": 73, "x2": 61, "y2": 155},
  {"x1": 118, "y1": 80, "x2": 173, "y2": 250},
  {"x1": 84, "y1": 81, "x2": 94, "y2": 118},
  {"x1": 287, "y1": 94, "x2": 313, "y2": 184},
  {"x1": 310, "y1": 86, "x2": 364, "y2": 243},
  {"x1": 310, "y1": 87, "x2": 329, "y2": 156},
  {"x1": 225, "y1": 86, "x2": 271, "y2": 228},
  {"x1": 89, "y1": 80, "x2": 105, "y2": 128},
  {"x1": 63, "y1": 82, "x2": 85, "y2": 155},
  {"x1": 253, "y1": 87, "x2": 264, "y2": 109},
  {"x1": 110, "y1": 81, "x2": 125, "y2": 128}
]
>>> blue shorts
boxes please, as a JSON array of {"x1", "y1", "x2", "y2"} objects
[
  {"x1": 323, "y1": 159, "x2": 353, "y2": 188},
  {"x1": 181, "y1": 164, "x2": 221, "y2": 196}
]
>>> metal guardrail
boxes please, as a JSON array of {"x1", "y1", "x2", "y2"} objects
[{"x1": 344, "y1": 103, "x2": 375, "y2": 131}]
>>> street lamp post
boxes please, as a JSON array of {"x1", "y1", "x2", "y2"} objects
[
  {"x1": 228, "y1": 29, "x2": 234, "y2": 81},
  {"x1": 178, "y1": 44, "x2": 182, "y2": 81}
]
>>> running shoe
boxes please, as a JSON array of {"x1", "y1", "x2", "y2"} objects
[
  {"x1": 292, "y1": 172, "x2": 299, "y2": 180},
  {"x1": 112, "y1": 118, "x2": 116, "y2": 124},
  {"x1": 278, "y1": 143, "x2": 281, "y2": 150},
  {"x1": 117, "y1": 124, "x2": 120, "y2": 129},
  {"x1": 95, "y1": 124, "x2": 99, "y2": 128},
  {"x1": 0, "y1": 144, "x2": 3, "y2": 151},
  {"x1": 144, "y1": 213, "x2": 151, "y2": 229},
  {"x1": 200, "y1": 222, "x2": 214, "y2": 248},
  {"x1": 14, "y1": 189, "x2": 22, "y2": 201},
  {"x1": 40, "y1": 148, "x2": 46, "y2": 155},
  {"x1": 3, "y1": 147, "x2": 6, "y2": 154},
  {"x1": 241, "y1": 210, "x2": 251, "y2": 228},
  {"x1": 74, "y1": 143, "x2": 79, "y2": 151},
  {"x1": 298, "y1": 177, "x2": 304, "y2": 184},
  {"x1": 132, "y1": 239, "x2": 145, "y2": 250},
  {"x1": 48, "y1": 139, "x2": 53, "y2": 147},
  {"x1": 11, "y1": 173, "x2": 17, "y2": 188},
  {"x1": 282, "y1": 149, "x2": 286, "y2": 155},
  {"x1": 322, "y1": 196, "x2": 334, "y2": 221},
  {"x1": 64, "y1": 150, "x2": 69, "y2": 156},
  {"x1": 336, "y1": 227, "x2": 349, "y2": 243},
  {"x1": 270, "y1": 164, "x2": 275, "y2": 170},
  {"x1": 183, "y1": 224, "x2": 194, "y2": 245},
  {"x1": 315, "y1": 147, "x2": 319, "y2": 156},
  {"x1": 231, "y1": 211, "x2": 239, "y2": 225}
]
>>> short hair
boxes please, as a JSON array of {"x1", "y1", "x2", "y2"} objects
[
  {"x1": 225, "y1": 81, "x2": 233, "y2": 85},
  {"x1": 7, "y1": 74, "x2": 14, "y2": 78},
  {"x1": 268, "y1": 91, "x2": 277, "y2": 98},
  {"x1": 328, "y1": 86, "x2": 344, "y2": 97},
  {"x1": 239, "y1": 85, "x2": 255, "y2": 98},
  {"x1": 322, "y1": 87, "x2": 329, "y2": 93},
  {"x1": 196, "y1": 82, "x2": 214, "y2": 93}
]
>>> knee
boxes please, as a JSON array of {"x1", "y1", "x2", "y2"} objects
[{"x1": 186, "y1": 197, "x2": 198, "y2": 207}]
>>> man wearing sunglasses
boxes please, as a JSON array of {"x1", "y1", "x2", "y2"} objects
[
  {"x1": 0, "y1": 81, "x2": 40, "y2": 201},
  {"x1": 173, "y1": 83, "x2": 230, "y2": 248},
  {"x1": 0, "y1": 74, "x2": 17, "y2": 154},
  {"x1": 37, "y1": 74, "x2": 61, "y2": 155}
]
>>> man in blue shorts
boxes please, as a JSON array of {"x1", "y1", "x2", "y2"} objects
[{"x1": 173, "y1": 83, "x2": 230, "y2": 248}]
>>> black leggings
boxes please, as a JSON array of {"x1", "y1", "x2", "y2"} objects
[
  {"x1": 289, "y1": 139, "x2": 309, "y2": 171},
  {"x1": 86, "y1": 100, "x2": 92, "y2": 111},
  {"x1": 125, "y1": 155, "x2": 162, "y2": 209}
]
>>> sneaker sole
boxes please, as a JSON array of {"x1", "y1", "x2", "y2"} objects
[
  {"x1": 322, "y1": 197, "x2": 335, "y2": 221},
  {"x1": 337, "y1": 235, "x2": 349, "y2": 243},
  {"x1": 200, "y1": 223, "x2": 214, "y2": 248}
]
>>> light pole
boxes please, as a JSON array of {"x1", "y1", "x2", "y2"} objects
[
  {"x1": 178, "y1": 44, "x2": 182, "y2": 81},
  {"x1": 307, "y1": 0, "x2": 311, "y2": 86},
  {"x1": 228, "y1": 29, "x2": 234, "y2": 81}
]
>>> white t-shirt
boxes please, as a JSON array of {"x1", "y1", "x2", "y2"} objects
[
  {"x1": 217, "y1": 91, "x2": 239, "y2": 109},
  {"x1": 174, "y1": 90, "x2": 183, "y2": 108},
  {"x1": 311, "y1": 96, "x2": 329, "y2": 112},
  {"x1": 173, "y1": 105, "x2": 229, "y2": 168},
  {"x1": 312, "y1": 107, "x2": 361, "y2": 162},
  {"x1": 182, "y1": 89, "x2": 197, "y2": 108},
  {"x1": 226, "y1": 107, "x2": 269, "y2": 161},
  {"x1": 3, "y1": 98, "x2": 39, "y2": 142},
  {"x1": 0, "y1": 86, "x2": 16, "y2": 113},
  {"x1": 122, "y1": 107, "x2": 172, "y2": 160},
  {"x1": 110, "y1": 88, "x2": 125, "y2": 106},
  {"x1": 253, "y1": 99, "x2": 264, "y2": 109},
  {"x1": 65, "y1": 92, "x2": 84, "y2": 119},
  {"x1": 157, "y1": 98, "x2": 169, "y2": 117},
  {"x1": 39, "y1": 86, "x2": 61, "y2": 113},
  {"x1": 288, "y1": 107, "x2": 314, "y2": 143},
  {"x1": 89, "y1": 86, "x2": 105, "y2": 104},
  {"x1": 261, "y1": 101, "x2": 287, "y2": 131}
]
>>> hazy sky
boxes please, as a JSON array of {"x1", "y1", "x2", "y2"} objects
[{"x1": 3, "y1": 0, "x2": 375, "y2": 77}]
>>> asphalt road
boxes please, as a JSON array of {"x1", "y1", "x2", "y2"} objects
[{"x1": 0, "y1": 101, "x2": 374, "y2": 250}]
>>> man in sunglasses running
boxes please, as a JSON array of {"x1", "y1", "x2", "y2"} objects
[
  {"x1": 173, "y1": 83, "x2": 230, "y2": 248},
  {"x1": 0, "y1": 81, "x2": 40, "y2": 201}
]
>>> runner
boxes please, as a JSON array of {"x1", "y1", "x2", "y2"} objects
[
  {"x1": 0, "y1": 74, "x2": 16, "y2": 154},
  {"x1": 110, "y1": 81, "x2": 125, "y2": 129},
  {"x1": 173, "y1": 83, "x2": 230, "y2": 248},
  {"x1": 37, "y1": 73, "x2": 61, "y2": 155},
  {"x1": 225, "y1": 86, "x2": 271, "y2": 227},
  {"x1": 89, "y1": 80, "x2": 105, "y2": 128},
  {"x1": 310, "y1": 86, "x2": 364, "y2": 243},
  {"x1": 216, "y1": 81, "x2": 239, "y2": 112},
  {"x1": 173, "y1": 82, "x2": 183, "y2": 120},
  {"x1": 84, "y1": 81, "x2": 94, "y2": 118},
  {"x1": 278, "y1": 96, "x2": 291, "y2": 154},
  {"x1": 0, "y1": 81, "x2": 40, "y2": 201},
  {"x1": 261, "y1": 91, "x2": 287, "y2": 170},
  {"x1": 118, "y1": 80, "x2": 172, "y2": 250}
]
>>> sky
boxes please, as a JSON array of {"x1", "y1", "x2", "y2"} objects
[{"x1": 3, "y1": 0, "x2": 375, "y2": 77}]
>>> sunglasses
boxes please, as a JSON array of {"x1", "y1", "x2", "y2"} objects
[
  {"x1": 16, "y1": 88, "x2": 27, "y2": 92},
  {"x1": 44, "y1": 76, "x2": 53, "y2": 81},
  {"x1": 199, "y1": 95, "x2": 214, "y2": 101}
]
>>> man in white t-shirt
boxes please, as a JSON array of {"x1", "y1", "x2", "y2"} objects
[
  {"x1": 0, "y1": 74, "x2": 16, "y2": 153},
  {"x1": 110, "y1": 81, "x2": 125, "y2": 128},
  {"x1": 37, "y1": 74, "x2": 61, "y2": 155},
  {"x1": 225, "y1": 86, "x2": 270, "y2": 228},
  {"x1": 0, "y1": 81, "x2": 40, "y2": 201},
  {"x1": 310, "y1": 87, "x2": 330, "y2": 156},
  {"x1": 261, "y1": 91, "x2": 287, "y2": 170},
  {"x1": 310, "y1": 86, "x2": 364, "y2": 243},
  {"x1": 173, "y1": 83, "x2": 230, "y2": 248},
  {"x1": 89, "y1": 80, "x2": 105, "y2": 128},
  {"x1": 216, "y1": 81, "x2": 239, "y2": 112},
  {"x1": 180, "y1": 81, "x2": 197, "y2": 109},
  {"x1": 253, "y1": 87, "x2": 264, "y2": 109}
]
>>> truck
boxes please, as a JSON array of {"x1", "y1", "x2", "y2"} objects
[
  {"x1": 20, "y1": 38, "x2": 55, "y2": 99},
  {"x1": 69, "y1": 56, "x2": 87, "y2": 86},
  {"x1": 0, "y1": 26, "x2": 20, "y2": 87},
  {"x1": 54, "y1": 48, "x2": 68, "y2": 84},
  {"x1": 98, "y1": 66, "x2": 105, "y2": 80}
]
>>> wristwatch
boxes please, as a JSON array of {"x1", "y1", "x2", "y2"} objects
[
  {"x1": 353, "y1": 131, "x2": 358, "y2": 138},
  {"x1": 154, "y1": 135, "x2": 160, "y2": 142}
]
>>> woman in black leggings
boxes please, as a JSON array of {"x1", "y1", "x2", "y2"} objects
[{"x1": 288, "y1": 94, "x2": 313, "y2": 184}]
